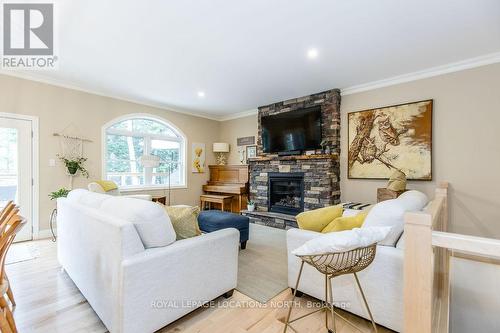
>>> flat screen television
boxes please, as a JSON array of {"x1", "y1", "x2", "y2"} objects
[{"x1": 261, "y1": 106, "x2": 322, "y2": 154}]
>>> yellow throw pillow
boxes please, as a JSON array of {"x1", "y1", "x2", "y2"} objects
[
  {"x1": 296, "y1": 205, "x2": 343, "y2": 232},
  {"x1": 95, "y1": 180, "x2": 118, "y2": 192},
  {"x1": 164, "y1": 205, "x2": 202, "y2": 240},
  {"x1": 321, "y1": 211, "x2": 368, "y2": 233}
]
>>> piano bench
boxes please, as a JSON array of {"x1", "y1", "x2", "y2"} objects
[
  {"x1": 200, "y1": 194, "x2": 234, "y2": 212},
  {"x1": 198, "y1": 210, "x2": 249, "y2": 249}
]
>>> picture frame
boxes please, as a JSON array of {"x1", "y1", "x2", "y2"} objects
[
  {"x1": 246, "y1": 145, "x2": 257, "y2": 159},
  {"x1": 191, "y1": 142, "x2": 206, "y2": 173},
  {"x1": 347, "y1": 99, "x2": 433, "y2": 180}
]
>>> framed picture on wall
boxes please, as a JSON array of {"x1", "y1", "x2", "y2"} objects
[
  {"x1": 191, "y1": 142, "x2": 205, "y2": 173},
  {"x1": 246, "y1": 145, "x2": 257, "y2": 159},
  {"x1": 347, "y1": 100, "x2": 433, "y2": 180}
]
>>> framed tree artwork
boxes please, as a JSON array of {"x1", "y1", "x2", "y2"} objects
[{"x1": 348, "y1": 100, "x2": 432, "y2": 180}]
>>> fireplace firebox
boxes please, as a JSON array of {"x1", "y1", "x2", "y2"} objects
[{"x1": 268, "y1": 172, "x2": 304, "y2": 215}]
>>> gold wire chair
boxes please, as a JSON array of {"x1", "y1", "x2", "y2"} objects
[{"x1": 283, "y1": 244, "x2": 378, "y2": 333}]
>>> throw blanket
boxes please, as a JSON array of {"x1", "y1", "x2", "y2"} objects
[{"x1": 95, "y1": 180, "x2": 118, "y2": 192}]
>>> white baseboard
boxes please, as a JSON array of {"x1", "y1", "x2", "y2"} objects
[{"x1": 35, "y1": 228, "x2": 57, "y2": 240}]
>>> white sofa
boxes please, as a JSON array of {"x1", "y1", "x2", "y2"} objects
[
  {"x1": 287, "y1": 191, "x2": 428, "y2": 333},
  {"x1": 57, "y1": 189, "x2": 239, "y2": 333},
  {"x1": 87, "y1": 181, "x2": 153, "y2": 201}
]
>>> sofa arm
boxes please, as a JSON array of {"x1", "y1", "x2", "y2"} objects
[
  {"x1": 119, "y1": 228, "x2": 239, "y2": 333},
  {"x1": 286, "y1": 228, "x2": 321, "y2": 254}
]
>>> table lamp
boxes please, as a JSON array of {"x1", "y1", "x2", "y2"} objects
[{"x1": 213, "y1": 142, "x2": 230, "y2": 165}]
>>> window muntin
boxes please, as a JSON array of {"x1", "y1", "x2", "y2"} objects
[{"x1": 104, "y1": 116, "x2": 185, "y2": 188}]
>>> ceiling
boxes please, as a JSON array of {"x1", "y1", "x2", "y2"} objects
[{"x1": 5, "y1": 0, "x2": 500, "y2": 119}]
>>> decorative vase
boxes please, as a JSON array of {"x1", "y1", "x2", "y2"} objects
[{"x1": 247, "y1": 204, "x2": 255, "y2": 212}]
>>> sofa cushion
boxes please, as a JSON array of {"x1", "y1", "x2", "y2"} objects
[
  {"x1": 296, "y1": 205, "x2": 343, "y2": 232},
  {"x1": 292, "y1": 226, "x2": 391, "y2": 256},
  {"x1": 67, "y1": 189, "x2": 176, "y2": 248},
  {"x1": 362, "y1": 190, "x2": 428, "y2": 246}
]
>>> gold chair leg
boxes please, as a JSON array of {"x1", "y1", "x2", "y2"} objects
[
  {"x1": 324, "y1": 273, "x2": 329, "y2": 330},
  {"x1": 328, "y1": 276, "x2": 336, "y2": 333},
  {"x1": 283, "y1": 261, "x2": 305, "y2": 333},
  {"x1": 353, "y1": 272, "x2": 378, "y2": 333}
]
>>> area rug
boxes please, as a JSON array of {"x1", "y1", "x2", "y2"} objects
[
  {"x1": 237, "y1": 223, "x2": 288, "y2": 303},
  {"x1": 6, "y1": 242, "x2": 40, "y2": 265}
]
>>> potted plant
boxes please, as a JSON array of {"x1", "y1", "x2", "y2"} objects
[
  {"x1": 58, "y1": 156, "x2": 89, "y2": 178},
  {"x1": 247, "y1": 200, "x2": 255, "y2": 212},
  {"x1": 48, "y1": 188, "x2": 70, "y2": 242},
  {"x1": 49, "y1": 188, "x2": 70, "y2": 201}
]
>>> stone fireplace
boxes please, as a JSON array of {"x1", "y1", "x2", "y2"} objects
[
  {"x1": 268, "y1": 172, "x2": 304, "y2": 215},
  {"x1": 242, "y1": 89, "x2": 341, "y2": 229}
]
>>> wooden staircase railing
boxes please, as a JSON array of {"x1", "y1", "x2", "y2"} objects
[{"x1": 403, "y1": 182, "x2": 500, "y2": 332}]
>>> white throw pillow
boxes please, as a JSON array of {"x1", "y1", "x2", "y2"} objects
[
  {"x1": 68, "y1": 189, "x2": 176, "y2": 248},
  {"x1": 99, "y1": 196, "x2": 176, "y2": 248},
  {"x1": 292, "y1": 227, "x2": 391, "y2": 256},
  {"x1": 362, "y1": 190, "x2": 428, "y2": 246},
  {"x1": 397, "y1": 190, "x2": 429, "y2": 211},
  {"x1": 67, "y1": 188, "x2": 109, "y2": 209}
]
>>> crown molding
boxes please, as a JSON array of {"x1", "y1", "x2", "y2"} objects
[
  {"x1": 2, "y1": 51, "x2": 500, "y2": 122},
  {"x1": 341, "y1": 51, "x2": 500, "y2": 96},
  {"x1": 218, "y1": 108, "x2": 258, "y2": 121},
  {"x1": 0, "y1": 70, "x2": 222, "y2": 121}
]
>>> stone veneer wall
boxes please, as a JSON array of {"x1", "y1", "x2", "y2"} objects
[
  {"x1": 248, "y1": 88, "x2": 341, "y2": 214},
  {"x1": 257, "y1": 89, "x2": 341, "y2": 156}
]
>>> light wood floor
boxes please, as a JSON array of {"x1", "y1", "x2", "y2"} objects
[{"x1": 7, "y1": 240, "x2": 394, "y2": 333}]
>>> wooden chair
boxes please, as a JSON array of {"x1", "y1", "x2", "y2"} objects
[
  {"x1": 0, "y1": 202, "x2": 18, "y2": 308},
  {"x1": 0, "y1": 212, "x2": 25, "y2": 333}
]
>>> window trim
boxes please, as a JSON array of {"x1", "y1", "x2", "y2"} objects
[{"x1": 101, "y1": 113, "x2": 187, "y2": 190}]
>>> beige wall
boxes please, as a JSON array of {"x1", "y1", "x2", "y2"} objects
[
  {"x1": 217, "y1": 64, "x2": 500, "y2": 333},
  {"x1": 218, "y1": 114, "x2": 258, "y2": 165},
  {"x1": 220, "y1": 64, "x2": 500, "y2": 239},
  {"x1": 4, "y1": 62, "x2": 500, "y2": 241},
  {"x1": 341, "y1": 63, "x2": 500, "y2": 239},
  {"x1": 339, "y1": 64, "x2": 500, "y2": 332},
  {"x1": 0, "y1": 74, "x2": 220, "y2": 234}
]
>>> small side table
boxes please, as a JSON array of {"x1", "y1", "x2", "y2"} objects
[{"x1": 152, "y1": 196, "x2": 167, "y2": 205}]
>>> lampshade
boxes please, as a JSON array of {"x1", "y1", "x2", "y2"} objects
[
  {"x1": 139, "y1": 154, "x2": 160, "y2": 168},
  {"x1": 213, "y1": 142, "x2": 230, "y2": 153}
]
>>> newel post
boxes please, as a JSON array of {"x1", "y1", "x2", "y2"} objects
[{"x1": 403, "y1": 210, "x2": 433, "y2": 333}]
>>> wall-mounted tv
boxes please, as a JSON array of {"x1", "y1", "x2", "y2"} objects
[{"x1": 261, "y1": 106, "x2": 322, "y2": 154}]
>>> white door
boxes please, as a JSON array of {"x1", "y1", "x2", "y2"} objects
[{"x1": 0, "y1": 116, "x2": 33, "y2": 242}]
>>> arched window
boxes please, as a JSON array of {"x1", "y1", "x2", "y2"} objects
[{"x1": 103, "y1": 115, "x2": 186, "y2": 189}]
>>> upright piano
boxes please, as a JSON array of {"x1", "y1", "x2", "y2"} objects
[{"x1": 202, "y1": 165, "x2": 249, "y2": 212}]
